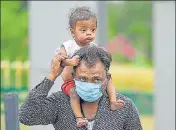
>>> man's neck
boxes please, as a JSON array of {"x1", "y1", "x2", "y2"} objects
[{"x1": 81, "y1": 100, "x2": 100, "y2": 120}]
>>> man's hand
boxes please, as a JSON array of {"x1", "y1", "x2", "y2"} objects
[{"x1": 48, "y1": 54, "x2": 67, "y2": 81}]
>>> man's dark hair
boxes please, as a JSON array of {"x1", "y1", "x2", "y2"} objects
[
  {"x1": 68, "y1": 6, "x2": 97, "y2": 28},
  {"x1": 72, "y1": 45, "x2": 112, "y2": 77}
]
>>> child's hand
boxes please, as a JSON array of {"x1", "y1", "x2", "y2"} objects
[
  {"x1": 60, "y1": 55, "x2": 79, "y2": 67},
  {"x1": 71, "y1": 55, "x2": 80, "y2": 66}
]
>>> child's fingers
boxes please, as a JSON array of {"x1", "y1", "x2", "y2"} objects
[
  {"x1": 55, "y1": 55, "x2": 66, "y2": 63},
  {"x1": 57, "y1": 53, "x2": 68, "y2": 59},
  {"x1": 75, "y1": 61, "x2": 79, "y2": 66},
  {"x1": 75, "y1": 55, "x2": 80, "y2": 59}
]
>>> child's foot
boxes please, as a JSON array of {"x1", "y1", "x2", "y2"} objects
[
  {"x1": 76, "y1": 117, "x2": 88, "y2": 127},
  {"x1": 110, "y1": 99, "x2": 125, "y2": 110}
]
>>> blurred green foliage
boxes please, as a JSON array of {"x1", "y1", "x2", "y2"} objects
[
  {"x1": 1, "y1": 1, "x2": 28, "y2": 61},
  {"x1": 1, "y1": 1, "x2": 152, "y2": 67},
  {"x1": 108, "y1": 1, "x2": 152, "y2": 66}
]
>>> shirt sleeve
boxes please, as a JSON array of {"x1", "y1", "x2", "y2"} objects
[
  {"x1": 124, "y1": 100, "x2": 143, "y2": 130},
  {"x1": 18, "y1": 78, "x2": 61, "y2": 126},
  {"x1": 93, "y1": 42, "x2": 98, "y2": 46},
  {"x1": 55, "y1": 44, "x2": 65, "y2": 55}
]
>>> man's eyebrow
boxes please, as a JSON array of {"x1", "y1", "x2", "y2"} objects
[
  {"x1": 92, "y1": 76, "x2": 102, "y2": 78},
  {"x1": 77, "y1": 75, "x2": 88, "y2": 78},
  {"x1": 92, "y1": 76, "x2": 104, "y2": 80}
]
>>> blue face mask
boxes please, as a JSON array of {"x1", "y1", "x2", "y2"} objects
[{"x1": 74, "y1": 80, "x2": 103, "y2": 102}]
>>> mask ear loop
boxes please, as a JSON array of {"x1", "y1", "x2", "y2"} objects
[
  {"x1": 100, "y1": 78, "x2": 108, "y2": 95},
  {"x1": 101, "y1": 72, "x2": 111, "y2": 94}
]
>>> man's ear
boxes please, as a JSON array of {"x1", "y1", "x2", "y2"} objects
[{"x1": 71, "y1": 72, "x2": 75, "y2": 78}]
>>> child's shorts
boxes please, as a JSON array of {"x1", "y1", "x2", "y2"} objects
[{"x1": 61, "y1": 79, "x2": 75, "y2": 96}]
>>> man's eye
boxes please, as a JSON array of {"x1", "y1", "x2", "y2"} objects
[
  {"x1": 80, "y1": 78, "x2": 87, "y2": 82},
  {"x1": 94, "y1": 79, "x2": 100, "y2": 83}
]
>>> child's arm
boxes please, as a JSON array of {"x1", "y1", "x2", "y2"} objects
[
  {"x1": 56, "y1": 45, "x2": 79, "y2": 67},
  {"x1": 55, "y1": 45, "x2": 79, "y2": 81},
  {"x1": 55, "y1": 45, "x2": 76, "y2": 66}
]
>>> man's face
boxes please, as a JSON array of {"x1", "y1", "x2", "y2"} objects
[
  {"x1": 75, "y1": 60, "x2": 107, "y2": 89},
  {"x1": 71, "y1": 18, "x2": 97, "y2": 47}
]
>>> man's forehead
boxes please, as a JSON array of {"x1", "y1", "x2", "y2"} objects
[{"x1": 76, "y1": 60, "x2": 106, "y2": 75}]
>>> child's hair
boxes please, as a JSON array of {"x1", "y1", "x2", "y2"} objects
[{"x1": 68, "y1": 6, "x2": 97, "y2": 29}]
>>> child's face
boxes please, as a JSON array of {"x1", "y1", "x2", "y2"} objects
[{"x1": 71, "y1": 18, "x2": 97, "y2": 46}]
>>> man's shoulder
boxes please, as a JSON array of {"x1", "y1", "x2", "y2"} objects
[
  {"x1": 49, "y1": 91, "x2": 70, "y2": 102},
  {"x1": 90, "y1": 42, "x2": 98, "y2": 46}
]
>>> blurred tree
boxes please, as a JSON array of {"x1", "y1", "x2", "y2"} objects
[
  {"x1": 108, "y1": 1, "x2": 152, "y2": 65},
  {"x1": 1, "y1": 1, "x2": 152, "y2": 64},
  {"x1": 1, "y1": 1, "x2": 28, "y2": 61}
]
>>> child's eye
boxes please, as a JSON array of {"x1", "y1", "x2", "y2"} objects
[
  {"x1": 80, "y1": 29, "x2": 86, "y2": 32},
  {"x1": 91, "y1": 29, "x2": 96, "y2": 32}
]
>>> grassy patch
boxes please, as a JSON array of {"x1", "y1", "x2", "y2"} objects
[{"x1": 110, "y1": 64, "x2": 153, "y2": 93}]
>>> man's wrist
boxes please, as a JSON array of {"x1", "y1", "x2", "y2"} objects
[{"x1": 47, "y1": 73, "x2": 57, "y2": 81}]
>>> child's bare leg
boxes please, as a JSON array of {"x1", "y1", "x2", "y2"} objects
[
  {"x1": 70, "y1": 88, "x2": 88, "y2": 127},
  {"x1": 61, "y1": 55, "x2": 79, "y2": 67},
  {"x1": 107, "y1": 78, "x2": 125, "y2": 110}
]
